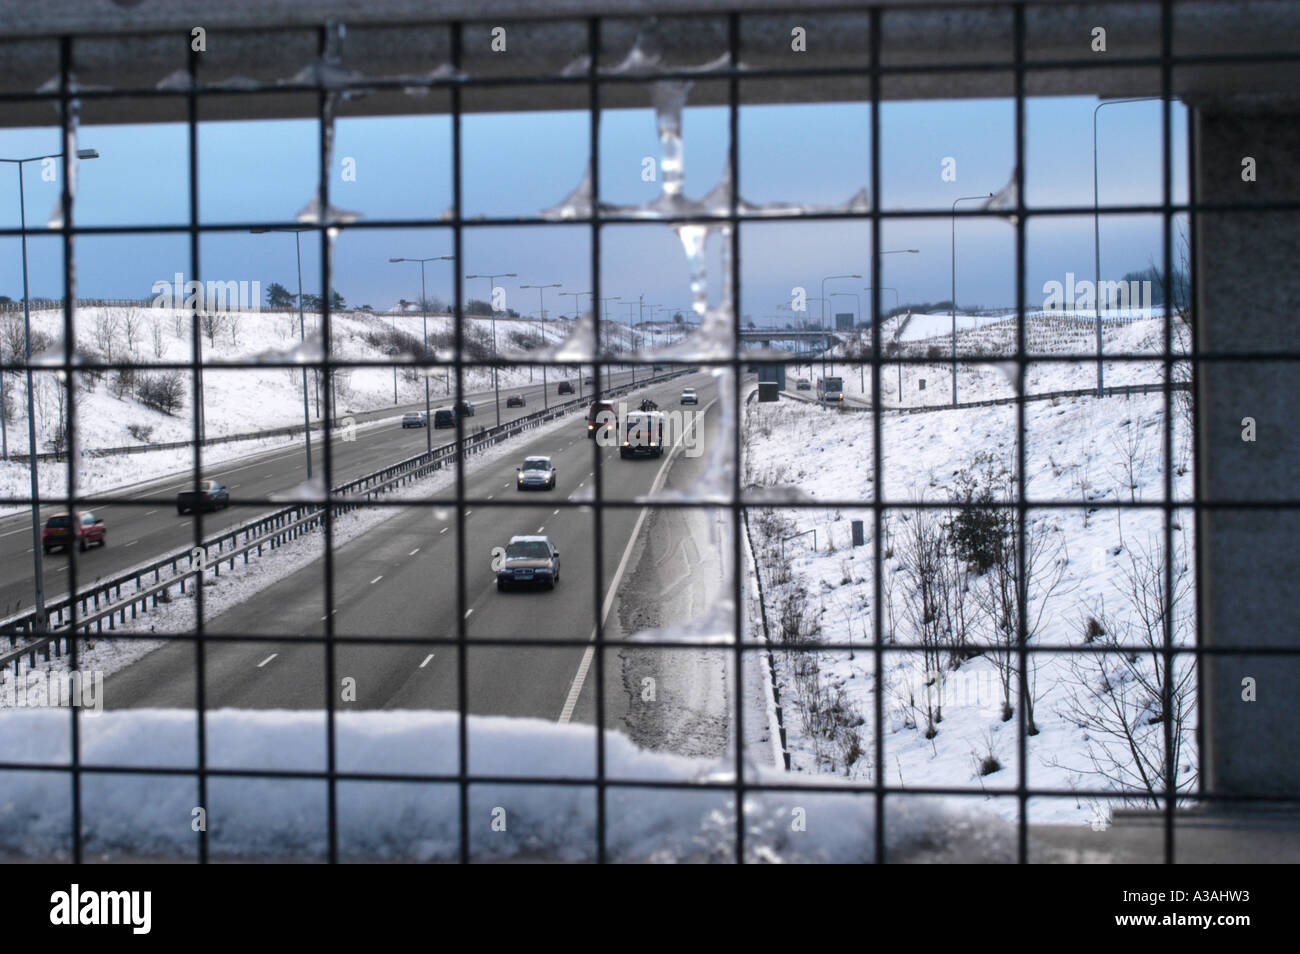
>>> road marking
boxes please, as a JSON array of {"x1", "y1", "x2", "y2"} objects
[
  {"x1": 558, "y1": 393, "x2": 716, "y2": 725},
  {"x1": 553, "y1": 509, "x2": 559, "y2": 515},
  {"x1": 440, "y1": 527, "x2": 448, "y2": 534},
  {"x1": 537, "y1": 526, "x2": 545, "y2": 532},
  {"x1": 264, "y1": 473, "x2": 275, "y2": 478},
  {"x1": 409, "y1": 547, "x2": 420, "y2": 556},
  {"x1": 144, "y1": 509, "x2": 158, "y2": 516},
  {"x1": 464, "y1": 608, "x2": 474, "y2": 619},
  {"x1": 419, "y1": 653, "x2": 435, "y2": 668},
  {"x1": 124, "y1": 540, "x2": 138, "y2": 547},
  {"x1": 486, "y1": 494, "x2": 493, "y2": 500},
  {"x1": 370, "y1": 575, "x2": 383, "y2": 584},
  {"x1": 257, "y1": 654, "x2": 278, "y2": 668}
]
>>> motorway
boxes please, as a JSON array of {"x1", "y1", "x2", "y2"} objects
[
  {"x1": 98, "y1": 369, "x2": 739, "y2": 750},
  {"x1": 0, "y1": 366, "x2": 647, "y2": 622}
]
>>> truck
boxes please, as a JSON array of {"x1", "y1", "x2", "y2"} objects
[
  {"x1": 816, "y1": 376, "x2": 844, "y2": 403},
  {"x1": 620, "y1": 411, "x2": 665, "y2": 458}
]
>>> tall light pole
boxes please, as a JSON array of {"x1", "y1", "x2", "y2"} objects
[
  {"x1": 599, "y1": 296, "x2": 622, "y2": 390},
  {"x1": 251, "y1": 226, "x2": 316, "y2": 478},
  {"x1": 865, "y1": 286, "x2": 900, "y2": 398},
  {"x1": 951, "y1": 194, "x2": 992, "y2": 406},
  {"x1": 3, "y1": 146, "x2": 99, "y2": 632},
  {"x1": 820, "y1": 274, "x2": 859, "y2": 377},
  {"x1": 1094, "y1": 97, "x2": 1163, "y2": 396},
  {"x1": 391, "y1": 255, "x2": 453, "y2": 452},
  {"x1": 558, "y1": 290, "x2": 591, "y2": 396},
  {"x1": 520, "y1": 282, "x2": 561, "y2": 386},
  {"x1": 466, "y1": 272, "x2": 515, "y2": 427}
]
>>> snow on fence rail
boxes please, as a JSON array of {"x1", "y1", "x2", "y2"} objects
[
  {"x1": 783, "y1": 380, "x2": 1189, "y2": 414},
  {"x1": 0, "y1": 370, "x2": 688, "y2": 674}
]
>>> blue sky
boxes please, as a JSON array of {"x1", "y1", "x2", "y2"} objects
[{"x1": 0, "y1": 95, "x2": 1185, "y2": 324}]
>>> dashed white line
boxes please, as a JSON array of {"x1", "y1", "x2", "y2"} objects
[
  {"x1": 419, "y1": 654, "x2": 435, "y2": 668},
  {"x1": 409, "y1": 547, "x2": 420, "y2": 556},
  {"x1": 257, "y1": 654, "x2": 278, "y2": 668},
  {"x1": 440, "y1": 527, "x2": 448, "y2": 534},
  {"x1": 124, "y1": 540, "x2": 138, "y2": 547},
  {"x1": 144, "y1": 509, "x2": 159, "y2": 516},
  {"x1": 537, "y1": 526, "x2": 545, "y2": 532},
  {"x1": 370, "y1": 575, "x2": 384, "y2": 584},
  {"x1": 552, "y1": 509, "x2": 559, "y2": 515},
  {"x1": 464, "y1": 608, "x2": 474, "y2": 619}
]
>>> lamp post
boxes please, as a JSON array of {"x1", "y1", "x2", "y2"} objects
[
  {"x1": 599, "y1": 296, "x2": 621, "y2": 391},
  {"x1": 465, "y1": 272, "x2": 516, "y2": 427},
  {"x1": 1094, "y1": 97, "x2": 1163, "y2": 396},
  {"x1": 830, "y1": 292, "x2": 862, "y2": 392},
  {"x1": 865, "y1": 286, "x2": 900, "y2": 398},
  {"x1": 251, "y1": 226, "x2": 316, "y2": 478},
  {"x1": 2, "y1": 146, "x2": 98, "y2": 631},
  {"x1": 819, "y1": 275, "x2": 859, "y2": 377},
  {"x1": 951, "y1": 194, "x2": 992, "y2": 406},
  {"x1": 520, "y1": 282, "x2": 561, "y2": 385},
  {"x1": 391, "y1": 255, "x2": 453, "y2": 452},
  {"x1": 558, "y1": 290, "x2": 591, "y2": 396}
]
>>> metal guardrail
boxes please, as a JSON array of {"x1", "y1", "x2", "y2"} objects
[
  {"x1": 782, "y1": 380, "x2": 1190, "y2": 414},
  {"x1": 0, "y1": 370, "x2": 688, "y2": 675}
]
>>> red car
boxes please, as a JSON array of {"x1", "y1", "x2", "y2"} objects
[
  {"x1": 42, "y1": 511, "x2": 106, "y2": 553},
  {"x1": 557, "y1": 381, "x2": 574, "y2": 395}
]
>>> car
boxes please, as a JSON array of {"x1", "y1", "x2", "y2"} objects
[
  {"x1": 587, "y1": 400, "x2": 616, "y2": 439},
  {"x1": 796, "y1": 378, "x2": 812, "y2": 391},
  {"x1": 401, "y1": 411, "x2": 426, "y2": 428},
  {"x1": 680, "y1": 387, "x2": 698, "y2": 405},
  {"x1": 506, "y1": 394, "x2": 526, "y2": 408},
  {"x1": 620, "y1": 411, "x2": 665, "y2": 459},
  {"x1": 652, "y1": 364, "x2": 665, "y2": 372},
  {"x1": 496, "y1": 535, "x2": 561, "y2": 590},
  {"x1": 516, "y1": 455, "x2": 557, "y2": 491},
  {"x1": 433, "y1": 408, "x2": 456, "y2": 428},
  {"x1": 177, "y1": 480, "x2": 230, "y2": 515},
  {"x1": 583, "y1": 376, "x2": 594, "y2": 386},
  {"x1": 557, "y1": 381, "x2": 575, "y2": 395},
  {"x1": 42, "y1": 511, "x2": 105, "y2": 553},
  {"x1": 455, "y1": 400, "x2": 475, "y2": 417}
]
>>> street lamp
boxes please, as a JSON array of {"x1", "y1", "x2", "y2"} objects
[
  {"x1": 520, "y1": 282, "x2": 561, "y2": 387},
  {"x1": 465, "y1": 272, "x2": 516, "y2": 427},
  {"x1": 598, "y1": 296, "x2": 622, "y2": 391},
  {"x1": 558, "y1": 290, "x2": 591, "y2": 396},
  {"x1": 251, "y1": 226, "x2": 317, "y2": 478},
  {"x1": 865, "y1": 286, "x2": 901, "y2": 398},
  {"x1": 391, "y1": 255, "x2": 453, "y2": 452},
  {"x1": 820, "y1": 274, "x2": 860, "y2": 377},
  {"x1": 951, "y1": 194, "x2": 993, "y2": 406},
  {"x1": 1094, "y1": 97, "x2": 1163, "y2": 396},
  {"x1": 2, "y1": 146, "x2": 99, "y2": 631}
]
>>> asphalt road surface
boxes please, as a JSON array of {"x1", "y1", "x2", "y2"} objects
[
  {"x1": 0, "y1": 366, "x2": 650, "y2": 621},
  {"x1": 101, "y1": 370, "x2": 739, "y2": 752}
]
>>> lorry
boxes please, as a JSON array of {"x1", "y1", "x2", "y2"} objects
[
  {"x1": 816, "y1": 376, "x2": 844, "y2": 403},
  {"x1": 620, "y1": 411, "x2": 665, "y2": 458}
]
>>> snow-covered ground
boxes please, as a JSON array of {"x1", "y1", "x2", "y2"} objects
[
  {"x1": 0, "y1": 306, "x2": 683, "y2": 515},
  {"x1": 744, "y1": 314, "x2": 1196, "y2": 828},
  {"x1": 0, "y1": 707, "x2": 1013, "y2": 861}
]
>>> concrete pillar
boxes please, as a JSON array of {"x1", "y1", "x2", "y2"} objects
[{"x1": 1195, "y1": 98, "x2": 1300, "y2": 806}]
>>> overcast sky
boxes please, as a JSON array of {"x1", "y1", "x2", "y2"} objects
[{"x1": 0, "y1": 95, "x2": 1185, "y2": 325}]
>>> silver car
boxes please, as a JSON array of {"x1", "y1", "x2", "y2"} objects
[
  {"x1": 497, "y1": 535, "x2": 561, "y2": 590},
  {"x1": 516, "y1": 455, "x2": 557, "y2": 491}
]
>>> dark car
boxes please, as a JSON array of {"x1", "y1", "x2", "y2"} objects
[
  {"x1": 433, "y1": 408, "x2": 456, "y2": 428},
  {"x1": 42, "y1": 511, "x2": 106, "y2": 553},
  {"x1": 796, "y1": 378, "x2": 812, "y2": 391},
  {"x1": 401, "y1": 411, "x2": 426, "y2": 428},
  {"x1": 583, "y1": 376, "x2": 595, "y2": 386},
  {"x1": 506, "y1": 394, "x2": 525, "y2": 408},
  {"x1": 557, "y1": 381, "x2": 574, "y2": 395},
  {"x1": 177, "y1": 480, "x2": 230, "y2": 515},
  {"x1": 587, "y1": 400, "x2": 616, "y2": 439},
  {"x1": 496, "y1": 535, "x2": 561, "y2": 590},
  {"x1": 455, "y1": 400, "x2": 475, "y2": 417}
]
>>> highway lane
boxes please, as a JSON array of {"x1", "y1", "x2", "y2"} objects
[
  {"x1": 102, "y1": 370, "x2": 726, "y2": 735},
  {"x1": 0, "y1": 366, "x2": 656, "y2": 621}
]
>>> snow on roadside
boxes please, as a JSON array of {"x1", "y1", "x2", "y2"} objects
[{"x1": 744, "y1": 315, "x2": 1196, "y2": 827}]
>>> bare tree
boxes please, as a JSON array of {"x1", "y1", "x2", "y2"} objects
[
  {"x1": 1108, "y1": 417, "x2": 1148, "y2": 504},
  {"x1": 900, "y1": 504, "x2": 947, "y2": 737},
  {"x1": 93, "y1": 310, "x2": 121, "y2": 361},
  {"x1": 1055, "y1": 534, "x2": 1197, "y2": 808},
  {"x1": 150, "y1": 314, "x2": 166, "y2": 359},
  {"x1": 120, "y1": 307, "x2": 145, "y2": 357},
  {"x1": 200, "y1": 311, "x2": 225, "y2": 348}
]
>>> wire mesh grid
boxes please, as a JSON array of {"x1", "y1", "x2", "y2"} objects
[{"x1": 0, "y1": 1, "x2": 1295, "y2": 863}]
